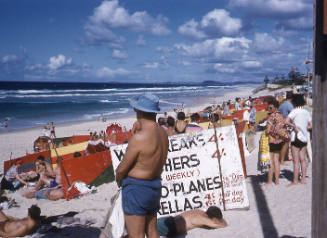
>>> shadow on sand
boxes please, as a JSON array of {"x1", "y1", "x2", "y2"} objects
[
  {"x1": 32, "y1": 211, "x2": 101, "y2": 238},
  {"x1": 249, "y1": 175, "x2": 279, "y2": 238},
  {"x1": 39, "y1": 226, "x2": 101, "y2": 238},
  {"x1": 280, "y1": 169, "x2": 294, "y2": 182},
  {"x1": 249, "y1": 175, "x2": 307, "y2": 238}
]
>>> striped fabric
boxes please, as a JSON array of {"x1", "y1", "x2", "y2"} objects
[{"x1": 185, "y1": 123, "x2": 203, "y2": 134}]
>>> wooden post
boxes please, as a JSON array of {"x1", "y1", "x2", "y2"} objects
[
  {"x1": 312, "y1": 0, "x2": 327, "y2": 237},
  {"x1": 212, "y1": 121, "x2": 227, "y2": 211},
  {"x1": 235, "y1": 121, "x2": 248, "y2": 178},
  {"x1": 324, "y1": 0, "x2": 327, "y2": 34}
]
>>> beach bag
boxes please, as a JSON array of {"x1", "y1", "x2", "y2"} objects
[
  {"x1": 102, "y1": 189, "x2": 127, "y2": 238},
  {"x1": 277, "y1": 128, "x2": 290, "y2": 142},
  {"x1": 66, "y1": 181, "x2": 93, "y2": 200},
  {"x1": 259, "y1": 132, "x2": 270, "y2": 169},
  {"x1": 295, "y1": 130, "x2": 307, "y2": 143}
]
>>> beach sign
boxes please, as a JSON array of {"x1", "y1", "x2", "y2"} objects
[{"x1": 110, "y1": 125, "x2": 249, "y2": 216}]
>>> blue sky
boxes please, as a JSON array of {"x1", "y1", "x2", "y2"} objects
[{"x1": 0, "y1": 0, "x2": 313, "y2": 83}]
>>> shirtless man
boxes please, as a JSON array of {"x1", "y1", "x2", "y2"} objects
[
  {"x1": 0, "y1": 205, "x2": 41, "y2": 237},
  {"x1": 103, "y1": 93, "x2": 169, "y2": 238},
  {"x1": 22, "y1": 158, "x2": 64, "y2": 200},
  {"x1": 157, "y1": 206, "x2": 227, "y2": 237},
  {"x1": 49, "y1": 122, "x2": 56, "y2": 138},
  {"x1": 35, "y1": 157, "x2": 62, "y2": 190},
  {"x1": 35, "y1": 155, "x2": 55, "y2": 178}
]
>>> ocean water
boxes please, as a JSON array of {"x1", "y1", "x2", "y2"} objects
[{"x1": 0, "y1": 81, "x2": 257, "y2": 131}]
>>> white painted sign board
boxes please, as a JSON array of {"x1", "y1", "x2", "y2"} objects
[{"x1": 110, "y1": 125, "x2": 249, "y2": 217}]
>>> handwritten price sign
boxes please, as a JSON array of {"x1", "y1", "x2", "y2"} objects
[{"x1": 110, "y1": 125, "x2": 249, "y2": 217}]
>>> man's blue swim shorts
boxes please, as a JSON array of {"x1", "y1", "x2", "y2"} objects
[{"x1": 122, "y1": 176, "x2": 161, "y2": 216}]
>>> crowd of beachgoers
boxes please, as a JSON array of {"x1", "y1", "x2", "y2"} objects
[{"x1": 0, "y1": 85, "x2": 312, "y2": 238}]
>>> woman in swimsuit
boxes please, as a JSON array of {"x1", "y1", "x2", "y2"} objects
[{"x1": 285, "y1": 94, "x2": 312, "y2": 186}]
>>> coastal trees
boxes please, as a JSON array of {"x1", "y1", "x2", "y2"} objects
[
  {"x1": 288, "y1": 68, "x2": 305, "y2": 85},
  {"x1": 273, "y1": 75, "x2": 279, "y2": 83},
  {"x1": 264, "y1": 75, "x2": 269, "y2": 85},
  {"x1": 264, "y1": 68, "x2": 306, "y2": 86}
]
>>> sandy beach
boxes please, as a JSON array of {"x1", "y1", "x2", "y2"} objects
[{"x1": 0, "y1": 86, "x2": 311, "y2": 238}]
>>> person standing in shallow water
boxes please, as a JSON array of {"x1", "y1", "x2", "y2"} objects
[
  {"x1": 3, "y1": 119, "x2": 8, "y2": 131},
  {"x1": 101, "y1": 93, "x2": 169, "y2": 238}
]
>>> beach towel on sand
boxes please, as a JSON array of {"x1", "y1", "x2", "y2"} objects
[
  {"x1": 258, "y1": 132, "x2": 270, "y2": 172},
  {"x1": 101, "y1": 189, "x2": 127, "y2": 238}
]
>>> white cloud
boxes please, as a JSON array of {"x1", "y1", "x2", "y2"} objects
[
  {"x1": 48, "y1": 54, "x2": 72, "y2": 70},
  {"x1": 229, "y1": 0, "x2": 310, "y2": 18},
  {"x1": 242, "y1": 60, "x2": 262, "y2": 68},
  {"x1": 143, "y1": 62, "x2": 159, "y2": 69},
  {"x1": 112, "y1": 49, "x2": 128, "y2": 59},
  {"x1": 201, "y1": 9, "x2": 242, "y2": 36},
  {"x1": 178, "y1": 9, "x2": 242, "y2": 40},
  {"x1": 88, "y1": 0, "x2": 170, "y2": 36},
  {"x1": 25, "y1": 64, "x2": 43, "y2": 71},
  {"x1": 156, "y1": 46, "x2": 172, "y2": 53},
  {"x1": 0, "y1": 53, "x2": 27, "y2": 76},
  {"x1": 83, "y1": 22, "x2": 125, "y2": 47},
  {"x1": 278, "y1": 16, "x2": 313, "y2": 30},
  {"x1": 213, "y1": 63, "x2": 236, "y2": 73},
  {"x1": 1, "y1": 55, "x2": 19, "y2": 63},
  {"x1": 136, "y1": 35, "x2": 146, "y2": 46},
  {"x1": 175, "y1": 37, "x2": 251, "y2": 58},
  {"x1": 178, "y1": 20, "x2": 207, "y2": 40},
  {"x1": 96, "y1": 66, "x2": 130, "y2": 78},
  {"x1": 253, "y1": 33, "x2": 284, "y2": 52},
  {"x1": 178, "y1": 61, "x2": 191, "y2": 66}
]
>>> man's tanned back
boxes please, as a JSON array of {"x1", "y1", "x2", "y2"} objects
[{"x1": 127, "y1": 120, "x2": 168, "y2": 180}]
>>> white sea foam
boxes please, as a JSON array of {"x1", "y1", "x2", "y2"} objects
[
  {"x1": 0, "y1": 86, "x2": 216, "y2": 100},
  {"x1": 0, "y1": 86, "x2": 206, "y2": 96},
  {"x1": 6, "y1": 93, "x2": 113, "y2": 98},
  {"x1": 99, "y1": 100, "x2": 119, "y2": 103},
  {"x1": 35, "y1": 122, "x2": 47, "y2": 125},
  {"x1": 82, "y1": 108, "x2": 130, "y2": 120},
  {"x1": 82, "y1": 113, "x2": 102, "y2": 120},
  {"x1": 16, "y1": 89, "x2": 118, "y2": 94},
  {"x1": 102, "y1": 108, "x2": 129, "y2": 116},
  {"x1": 120, "y1": 86, "x2": 201, "y2": 92},
  {"x1": 159, "y1": 100, "x2": 183, "y2": 105},
  {"x1": 17, "y1": 90, "x2": 52, "y2": 94}
]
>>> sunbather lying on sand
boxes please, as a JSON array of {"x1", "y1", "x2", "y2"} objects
[
  {"x1": 21, "y1": 158, "x2": 64, "y2": 200},
  {"x1": 157, "y1": 206, "x2": 227, "y2": 237},
  {"x1": 0, "y1": 205, "x2": 41, "y2": 237}
]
